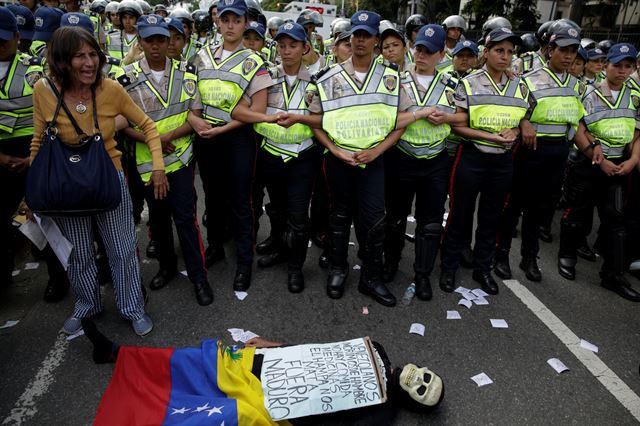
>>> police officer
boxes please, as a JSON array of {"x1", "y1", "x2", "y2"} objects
[
  {"x1": 382, "y1": 25, "x2": 462, "y2": 300},
  {"x1": 246, "y1": 22, "x2": 321, "y2": 292},
  {"x1": 307, "y1": 10, "x2": 407, "y2": 306},
  {"x1": 7, "y1": 5, "x2": 35, "y2": 54},
  {"x1": 166, "y1": 17, "x2": 187, "y2": 61},
  {"x1": 190, "y1": 0, "x2": 271, "y2": 291},
  {"x1": 104, "y1": 1, "x2": 121, "y2": 32},
  {"x1": 558, "y1": 43, "x2": 640, "y2": 301},
  {"x1": 325, "y1": 18, "x2": 350, "y2": 65},
  {"x1": 512, "y1": 22, "x2": 548, "y2": 75},
  {"x1": 31, "y1": 6, "x2": 63, "y2": 59},
  {"x1": 570, "y1": 46, "x2": 588, "y2": 78},
  {"x1": 440, "y1": 28, "x2": 529, "y2": 295},
  {"x1": 169, "y1": 8, "x2": 200, "y2": 61},
  {"x1": 243, "y1": 21, "x2": 270, "y2": 63},
  {"x1": 327, "y1": 30, "x2": 351, "y2": 66},
  {"x1": 118, "y1": 15, "x2": 213, "y2": 306},
  {"x1": 106, "y1": 0, "x2": 141, "y2": 60},
  {"x1": 584, "y1": 48, "x2": 606, "y2": 85},
  {"x1": 440, "y1": 15, "x2": 465, "y2": 71},
  {"x1": 88, "y1": 0, "x2": 108, "y2": 46},
  {"x1": 380, "y1": 21, "x2": 409, "y2": 72},
  {"x1": 153, "y1": 4, "x2": 168, "y2": 18},
  {"x1": 266, "y1": 16, "x2": 284, "y2": 40},
  {"x1": 404, "y1": 14, "x2": 427, "y2": 60},
  {"x1": 495, "y1": 26, "x2": 585, "y2": 283},
  {"x1": 0, "y1": 7, "x2": 69, "y2": 300},
  {"x1": 193, "y1": 9, "x2": 212, "y2": 45}
]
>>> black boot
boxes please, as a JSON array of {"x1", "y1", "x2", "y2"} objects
[
  {"x1": 326, "y1": 212, "x2": 351, "y2": 299},
  {"x1": 493, "y1": 248, "x2": 512, "y2": 279},
  {"x1": 520, "y1": 255, "x2": 542, "y2": 282},
  {"x1": 358, "y1": 218, "x2": 396, "y2": 307},
  {"x1": 43, "y1": 248, "x2": 70, "y2": 302},
  {"x1": 413, "y1": 223, "x2": 442, "y2": 301},
  {"x1": 382, "y1": 218, "x2": 406, "y2": 283},
  {"x1": 558, "y1": 257, "x2": 576, "y2": 280},
  {"x1": 204, "y1": 243, "x2": 225, "y2": 267},
  {"x1": 256, "y1": 205, "x2": 285, "y2": 255},
  {"x1": 472, "y1": 270, "x2": 499, "y2": 295},
  {"x1": 146, "y1": 239, "x2": 157, "y2": 259},
  {"x1": 600, "y1": 229, "x2": 640, "y2": 302},
  {"x1": 539, "y1": 226, "x2": 553, "y2": 243},
  {"x1": 233, "y1": 264, "x2": 252, "y2": 291},
  {"x1": 286, "y1": 214, "x2": 310, "y2": 293},
  {"x1": 460, "y1": 246, "x2": 474, "y2": 268},
  {"x1": 577, "y1": 237, "x2": 596, "y2": 262},
  {"x1": 558, "y1": 218, "x2": 583, "y2": 281},
  {"x1": 439, "y1": 270, "x2": 456, "y2": 292}
]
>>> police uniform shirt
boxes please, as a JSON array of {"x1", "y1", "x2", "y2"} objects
[
  {"x1": 402, "y1": 65, "x2": 456, "y2": 113},
  {"x1": 269, "y1": 63, "x2": 312, "y2": 93},
  {"x1": 191, "y1": 42, "x2": 271, "y2": 106},
  {"x1": 628, "y1": 71, "x2": 640, "y2": 89},
  {"x1": 126, "y1": 57, "x2": 203, "y2": 113},
  {"x1": 452, "y1": 65, "x2": 509, "y2": 110},
  {"x1": 307, "y1": 57, "x2": 413, "y2": 114}
]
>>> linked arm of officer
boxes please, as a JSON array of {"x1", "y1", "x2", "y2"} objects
[
  {"x1": 277, "y1": 112, "x2": 322, "y2": 129},
  {"x1": 188, "y1": 109, "x2": 244, "y2": 138},
  {"x1": 232, "y1": 94, "x2": 279, "y2": 124},
  {"x1": 450, "y1": 108, "x2": 520, "y2": 145},
  {"x1": 616, "y1": 129, "x2": 640, "y2": 176},
  {"x1": 574, "y1": 121, "x2": 609, "y2": 170},
  {"x1": 311, "y1": 120, "x2": 357, "y2": 165},
  {"x1": 353, "y1": 128, "x2": 405, "y2": 165}
]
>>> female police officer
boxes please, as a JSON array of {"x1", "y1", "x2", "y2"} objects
[{"x1": 440, "y1": 28, "x2": 529, "y2": 295}]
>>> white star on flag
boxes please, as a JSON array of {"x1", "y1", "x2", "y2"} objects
[
  {"x1": 195, "y1": 402, "x2": 210, "y2": 412},
  {"x1": 171, "y1": 407, "x2": 190, "y2": 415},
  {"x1": 206, "y1": 406, "x2": 224, "y2": 417}
]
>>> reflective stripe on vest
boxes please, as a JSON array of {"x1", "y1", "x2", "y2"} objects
[
  {"x1": 127, "y1": 61, "x2": 195, "y2": 180},
  {"x1": 197, "y1": 47, "x2": 260, "y2": 125},
  {"x1": 317, "y1": 62, "x2": 399, "y2": 151},
  {"x1": 464, "y1": 72, "x2": 528, "y2": 153},
  {"x1": 583, "y1": 86, "x2": 636, "y2": 158},
  {"x1": 106, "y1": 31, "x2": 137, "y2": 59},
  {"x1": 398, "y1": 71, "x2": 454, "y2": 159},
  {"x1": 254, "y1": 77, "x2": 315, "y2": 160},
  {"x1": 0, "y1": 55, "x2": 38, "y2": 138},
  {"x1": 527, "y1": 69, "x2": 582, "y2": 139}
]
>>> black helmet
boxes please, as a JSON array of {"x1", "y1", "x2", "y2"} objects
[
  {"x1": 244, "y1": 0, "x2": 262, "y2": 22},
  {"x1": 192, "y1": 9, "x2": 210, "y2": 32},
  {"x1": 297, "y1": 9, "x2": 323, "y2": 27},
  {"x1": 597, "y1": 39, "x2": 614, "y2": 53},
  {"x1": 153, "y1": 4, "x2": 167, "y2": 13},
  {"x1": 170, "y1": 8, "x2": 193, "y2": 23},
  {"x1": 580, "y1": 38, "x2": 596, "y2": 50},
  {"x1": 405, "y1": 14, "x2": 427, "y2": 37},
  {"x1": 520, "y1": 33, "x2": 540, "y2": 54},
  {"x1": 482, "y1": 16, "x2": 511, "y2": 39},
  {"x1": 379, "y1": 20, "x2": 404, "y2": 45},
  {"x1": 89, "y1": 0, "x2": 108, "y2": 14},
  {"x1": 535, "y1": 21, "x2": 553, "y2": 44}
]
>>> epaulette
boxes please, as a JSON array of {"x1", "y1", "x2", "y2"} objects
[
  {"x1": 25, "y1": 56, "x2": 42, "y2": 66},
  {"x1": 440, "y1": 72, "x2": 458, "y2": 89},
  {"x1": 311, "y1": 64, "x2": 336, "y2": 83},
  {"x1": 106, "y1": 56, "x2": 121, "y2": 66},
  {"x1": 178, "y1": 60, "x2": 196, "y2": 74},
  {"x1": 386, "y1": 62, "x2": 399, "y2": 71}
]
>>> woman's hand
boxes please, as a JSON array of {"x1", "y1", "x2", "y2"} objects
[
  {"x1": 520, "y1": 120, "x2": 537, "y2": 149},
  {"x1": 245, "y1": 337, "x2": 283, "y2": 348},
  {"x1": 276, "y1": 112, "x2": 298, "y2": 128},
  {"x1": 198, "y1": 126, "x2": 221, "y2": 139},
  {"x1": 615, "y1": 157, "x2": 638, "y2": 176},
  {"x1": 353, "y1": 147, "x2": 382, "y2": 165},
  {"x1": 426, "y1": 110, "x2": 450, "y2": 126},
  {"x1": 149, "y1": 170, "x2": 169, "y2": 199},
  {"x1": 591, "y1": 145, "x2": 604, "y2": 165},
  {"x1": 599, "y1": 159, "x2": 621, "y2": 176},
  {"x1": 331, "y1": 147, "x2": 358, "y2": 166}
]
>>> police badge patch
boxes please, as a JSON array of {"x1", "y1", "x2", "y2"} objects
[
  {"x1": 632, "y1": 94, "x2": 640, "y2": 109},
  {"x1": 519, "y1": 82, "x2": 529, "y2": 98},
  {"x1": 445, "y1": 91, "x2": 455, "y2": 107},
  {"x1": 383, "y1": 75, "x2": 397, "y2": 91},
  {"x1": 25, "y1": 71, "x2": 41, "y2": 88},
  {"x1": 304, "y1": 90, "x2": 315, "y2": 106},
  {"x1": 183, "y1": 79, "x2": 197, "y2": 97},
  {"x1": 242, "y1": 58, "x2": 258, "y2": 75}
]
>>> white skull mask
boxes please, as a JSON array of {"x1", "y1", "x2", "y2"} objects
[{"x1": 399, "y1": 363, "x2": 443, "y2": 406}]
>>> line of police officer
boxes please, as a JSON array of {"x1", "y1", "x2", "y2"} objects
[{"x1": 2, "y1": 0, "x2": 640, "y2": 309}]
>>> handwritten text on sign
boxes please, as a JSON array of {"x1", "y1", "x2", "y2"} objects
[{"x1": 260, "y1": 337, "x2": 386, "y2": 420}]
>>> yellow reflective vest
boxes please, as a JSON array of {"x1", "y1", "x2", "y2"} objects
[
  {"x1": 398, "y1": 70, "x2": 456, "y2": 159},
  {"x1": 197, "y1": 46, "x2": 264, "y2": 125},
  {"x1": 119, "y1": 59, "x2": 197, "y2": 181},
  {"x1": 106, "y1": 30, "x2": 137, "y2": 60},
  {"x1": 254, "y1": 72, "x2": 315, "y2": 162},
  {"x1": 316, "y1": 60, "x2": 400, "y2": 152},
  {"x1": 0, "y1": 54, "x2": 43, "y2": 140}
]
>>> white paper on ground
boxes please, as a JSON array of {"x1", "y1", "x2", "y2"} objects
[
  {"x1": 180, "y1": 270, "x2": 188, "y2": 277},
  {"x1": 362, "y1": 306, "x2": 369, "y2": 315},
  {"x1": 353, "y1": 264, "x2": 361, "y2": 270},
  {"x1": 473, "y1": 297, "x2": 489, "y2": 305},
  {"x1": 66, "y1": 329, "x2": 85, "y2": 341},
  {"x1": 228, "y1": 328, "x2": 259, "y2": 343},
  {"x1": 34, "y1": 214, "x2": 72, "y2": 270},
  {"x1": 348, "y1": 241, "x2": 356, "y2": 246},
  {"x1": 235, "y1": 291, "x2": 248, "y2": 301},
  {"x1": 490, "y1": 319, "x2": 509, "y2": 328},
  {"x1": 405, "y1": 233, "x2": 414, "y2": 239},
  {"x1": 462, "y1": 291, "x2": 477, "y2": 301},
  {"x1": 580, "y1": 339, "x2": 599, "y2": 353},
  {"x1": 12, "y1": 270, "x2": 20, "y2": 277},
  {"x1": 629, "y1": 260, "x2": 640, "y2": 271},
  {"x1": 458, "y1": 299, "x2": 472, "y2": 309},
  {"x1": 24, "y1": 262, "x2": 40, "y2": 270},
  {"x1": 471, "y1": 373, "x2": 493, "y2": 387},
  {"x1": 407, "y1": 216, "x2": 416, "y2": 223},
  {"x1": 307, "y1": 240, "x2": 312, "y2": 248},
  {"x1": 409, "y1": 323, "x2": 425, "y2": 336},
  {"x1": 471, "y1": 288, "x2": 489, "y2": 298},
  {"x1": 446, "y1": 310, "x2": 461, "y2": 320},
  {"x1": 0, "y1": 320, "x2": 19, "y2": 329},
  {"x1": 454, "y1": 286, "x2": 470, "y2": 294},
  {"x1": 19, "y1": 220, "x2": 47, "y2": 251},
  {"x1": 547, "y1": 358, "x2": 569, "y2": 373}
]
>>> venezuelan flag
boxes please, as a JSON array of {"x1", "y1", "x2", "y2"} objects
[{"x1": 94, "y1": 340, "x2": 286, "y2": 425}]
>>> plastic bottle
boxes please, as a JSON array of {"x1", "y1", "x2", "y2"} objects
[{"x1": 401, "y1": 283, "x2": 416, "y2": 305}]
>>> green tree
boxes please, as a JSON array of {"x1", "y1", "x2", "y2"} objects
[
  {"x1": 509, "y1": 0, "x2": 540, "y2": 30},
  {"x1": 462, "y1": 0, "x2": 509, "y2": 29},
  {"x1": 421, "y1": 0, "x2": 461, "y2": 24}
]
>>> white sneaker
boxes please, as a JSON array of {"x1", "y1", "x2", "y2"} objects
[
  {"x1": 131, "y1": 314, "x2": 153, "y2": 336},
  {"x1": 62, "y1": 317, "x2": 82, "y2": 335}
]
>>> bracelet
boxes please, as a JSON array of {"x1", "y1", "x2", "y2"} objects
[
  {"x1": 584, "y1": 141, "x2": 600, "y2": 152},
  {"x1": 412, "y1": 111, "x2": 417, "y2": 122}
]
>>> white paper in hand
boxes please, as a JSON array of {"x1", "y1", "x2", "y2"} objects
[
  {"x1": 490, "y1": 319, "x2": 508, "y2": 329},
  {"x1": 547, "y1": 358, "x2": 569, "y2": 374},
  {"x1": 446, "y1": 310, "x2": 461, "y2": 320},
  {"x1": 471, "y1": 373, "x2": 493, "y2": 387},
  {"x1": 580, "y1": 339, "x2": 598, "y2": 353},
  {"x1": 409, "y1": 323, "x2": 425, "y2": 336}
]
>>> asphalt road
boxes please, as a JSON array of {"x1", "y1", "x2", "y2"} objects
[{"x1": 1, "y1": 177, "x2": 640, "y2": 426}]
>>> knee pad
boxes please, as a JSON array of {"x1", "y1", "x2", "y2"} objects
[
  {"x1": 417, "y1": 223, "x2": 443, "y2": 239},
  {"x1": 604, "y1": 183, "x2": 625, "y2": 220}
]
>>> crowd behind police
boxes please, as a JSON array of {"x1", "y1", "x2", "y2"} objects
[{"x1": 1, "y1": 0, "x2": 640, "y2": 337}]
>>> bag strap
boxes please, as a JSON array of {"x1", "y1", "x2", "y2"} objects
[{"x1": 44, "y1": 78, "x2": 64, "y2": 131}]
